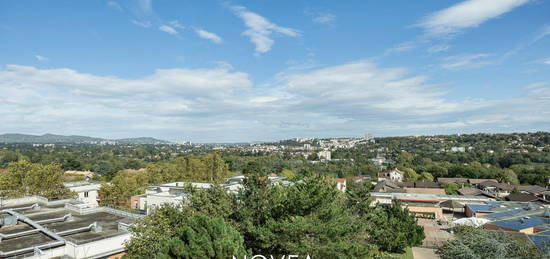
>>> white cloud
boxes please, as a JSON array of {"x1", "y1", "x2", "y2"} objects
[
  {"x1": 313, "y1": 13, "x2": 336, "y2": 25},
  {"x1": 34, "y1": 55, "x2": 48, "y2": 61},
  {"x1": 132, "y1": 20, "x2": 151, "y2": 28},
  {"x1": 501, "y1": 25, "x2": 550, "y2": 61},
  {"x1": 231, "y1": 5, "x2": 300, "y2": 54},
  {"x1": 195, "y1": 28, "x2": 222, "y2": 43},
  {"x1": 419, "y1": 0, "x2": 530, "y2": 36},
  {"x1": 279, "y1": 61, "x2": 477, "y2": 117},
  {"x1": 1, "y1": 61, "x2": 548, "y2": 141},
  {"x1": 544, "y1": 57, "x2": 550, "y2": 65},
  {"x1": 159, "y1": 25, "x2": 177, "y2": 35},
  {"x1": 169, "y1": 20, "x2": 185, "y2": 29},
  {"x1": 0, "y1": 64, "x2": 254, "y2": 140},
  {"x1": 107, "y1": 1, "x2": 123, "y2": 11},
  {"x1": 386, "y1": 41, "x2": 416, "y2": 54},
  {"x1": 427, "y1": 44, "x2": 451, "y2": 53},
  {"x1": 441, "y1": 53, "x2": 492, "y2": 70},
  {"x1": 524, "y1": 82, "x2": 547, "y2": 89}
]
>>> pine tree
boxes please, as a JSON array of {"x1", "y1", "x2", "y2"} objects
[{"x1": 156, "y1": 214, "x2": 247, "y2": 259}]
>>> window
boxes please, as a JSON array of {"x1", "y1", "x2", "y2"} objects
[
  {"x1": 134, "y1": 200, "x2": 139, "y2": 209},
  {"x1": 84, "y1": 192, "x2": 89, "y2": 198}
]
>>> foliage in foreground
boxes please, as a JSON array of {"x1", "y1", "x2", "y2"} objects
[
  {"x1": 156, "y1": 214, "x2": 247, "y2": 259},
  {"x1": 436, "y1": 226, "x2": 544, "y2": 259},
  {"x1": 124, "y1": 175, "x2": 424, "y2": 258}
]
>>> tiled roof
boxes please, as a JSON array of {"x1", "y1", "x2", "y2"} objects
[
  {"x1": 523, "y1": 185, "x2": 548, "y2": 194},
  {"x1": 507, "y1": 193, "x2": 539, "y2": 202},
  {"x1": 396, "y1": 181, "x2": 414, "y2": 188},
  {"x1": 437, "y1": 177, "x2": 468, "y2": 184},
  {"x1": 458, "y1": 187, "x2": 482, "y2": 196},
  {"x1": 468, "y1": 178, "x2": 498, "y2": 185},
  {"x1": 414, "y1": 181, "x2": 440, "y2": 188},
  {"x1": 333, "y1": 178, "x2": 346, "y2": 183},
  {"x1": 404, "y1": 188, "x2": 446, "y2": 195}
]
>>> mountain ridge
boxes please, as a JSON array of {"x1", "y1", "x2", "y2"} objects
[{"x1": 0, "y1": 133, "x2": 171, "y2": 144}]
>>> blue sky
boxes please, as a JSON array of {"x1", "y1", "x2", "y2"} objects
[{"x1": 0, "y1": 0, "x2": 549, "y2": 142}]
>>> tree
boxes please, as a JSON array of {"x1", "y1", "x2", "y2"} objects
[
  {"x1": 419, "y1": 172, "x2": 434, "y2": 182},
  {"x1": 362, "y1": 201, "x2": 425, "y2": 253},
  {"x1": 442, "y1": 183, "x2": 461, "y2": 195},
  {"x1": 204, "y1": 153, "x2": 228, "y2": 183},
  {"x1": 437, "y1": 226, "x2": 543, "y2": 259},
  {"x1": 0, "y1": 161, "x2": 74, "y2": 199},
  {"x1": 124, "y1": 174, "x2": 424, "y2": 258},
  {"x1": 156, "y1": 214, "x2": 247, "y2": 259},
  {"x1": 98, "y1": 170, "x2": 149, "y2": 208},
  {"x1": 125, "y1": 185, "x2": 239, "y2": 258},
  {"x1": 308, "y1": 152, "x2": 319, "y2": 161},
  {"x1": 403, "y1": 168, "x2": 419, "y2": 181},
  {"x1": 243, "y1": 161, "x2": 262, "y2": 175},
  {"x1": 280, "y1": 168, "x2": 296, "y2": 179},
  {"x1": 186, "y1": 184, "x2": 237, "y2": 219},
  {"x1": 397, "y1": 152, "x2": 414, "y2": 167},
  {"x1": 125, "y1": 204, "x2": 191, "y2": 258},
  {"x1": 233, "y1": 175, "x2": 379, "y2": 258},
  {"x1": 498, "y1": 169, "x2": 519, "y2": 185}
]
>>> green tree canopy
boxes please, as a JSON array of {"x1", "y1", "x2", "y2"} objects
[
  {"x1": 0, "y1": 160, "x2": 74, "y2": 199},
  {"x1": 402, "y1": 168, "x2": 419, "y2": 181},
  {"x1": 98, "y1": 170, "x2": 149, "y2": 208},
  {"x1": 124, "y1": 174, "x2": 425, "y2": 258},
  {"x1": 419, "y1": 172, "x2": 434, "y2": 182},
  {"x1": 156, "y1": 214, "x2": 247, "y2": 259}
]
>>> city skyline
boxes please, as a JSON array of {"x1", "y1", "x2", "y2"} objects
[{"x1": 1, "y1": 0, "x2": 549, "y2": 142}]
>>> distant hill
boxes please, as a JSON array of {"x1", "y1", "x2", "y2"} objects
[
  {"x1": 0, "y1": 133, "x2": 171, "y2": 144},
  {"x1": 116, "y1": 137, "x2": 171, "y2": 144}
]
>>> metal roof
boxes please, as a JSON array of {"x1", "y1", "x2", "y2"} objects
[
  {"x1": 528, "y1": 235, "x2": 550, "y2": 252},
  {"x1": 489, "y1": 216, "x2": 550, "y2": 230}
]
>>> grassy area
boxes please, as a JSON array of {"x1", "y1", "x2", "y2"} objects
[{"x1": 400, "y1": 247, "x2": 414, "y2": 259}]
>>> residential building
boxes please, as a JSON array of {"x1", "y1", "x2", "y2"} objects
[
  {"x1": 464, "y1": 201, "x2": 543, "y2": 217},
  {"x1": 318, "y1": 150, "x2": 331, "y2": 161},
  {"x1": 377, "y1": 169, "x2": 404, "y2": 182},
  {"x1": 332, "y1": 178, "x2": 347, "y2": 192},
  {"x1": 64, "y1": 181, "x2": 101, "y2": 206},
  {"x1": 0, "y1": 196, "x2": 142, "y2": 258},
  {"x1": 370, "y1": 192, "x2": 493, "y2": 207},
  {"x1": 369, "y1": 192, "x2": 493, "y2": 220},
  {"x1": 477, "y1": 181, "x2": 515, "y2": 198},
  {"x1": 468, "y1": 202, "x2": 550, "y2": 251},
  {"x1": 507, "y1": 193, "x2": 540, "y2": 202},
  {"x1": 450, "y1": 147, "x2": 465, "y2": 152},
  {"x1": 131, "y1": 182, "x2": 216, "y2": 214}
]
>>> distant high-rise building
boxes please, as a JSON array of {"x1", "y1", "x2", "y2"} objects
[{"x1": 318, "y1": 150, "x2": 331, "y2": 161}]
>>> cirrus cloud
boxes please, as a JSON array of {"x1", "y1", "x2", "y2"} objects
[
  {"x1": 231, "y1": 5, "x2": 300, "y2": 54},
  {"x1": 195, "y1": 28, "x2": 223, "y2": 43},
  {"x1": 419, "y1": 0, "x2": 530, "y2": 36}
]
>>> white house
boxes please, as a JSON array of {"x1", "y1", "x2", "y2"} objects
[
  {"x1": 377, "y1": 169, "x2": 404, "y2": 182},
  {"x1": 64, "y1": 181, "x2": 101, "y2": 205}
]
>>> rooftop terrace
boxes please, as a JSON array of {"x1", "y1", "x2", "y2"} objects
[{"x1": 0, "y1": 197, "x2": 139, "y2": 258}]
